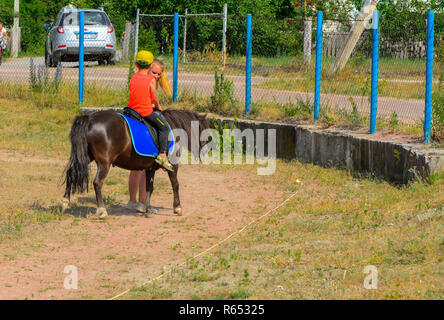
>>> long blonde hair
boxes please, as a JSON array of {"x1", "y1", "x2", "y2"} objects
[{"x1": 152, "y1": 59, "x2": 171, "y2": 96}]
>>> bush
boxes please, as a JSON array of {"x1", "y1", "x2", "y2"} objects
[
  {"x1": 437, "y1": 40, "x2": 444, "y2": 65},
  {"x1": 209, "y1": 71, "x2": 238, "y2": 116},
  {"x1": 282, "y1": 99, "x2": 312, "y2": 119},
  {"x1": 431, "y1": 82, "x2": 444, "y2": 142},
  {"x1": 138, "y1": 26, "x2": 161, "y2": 57},
  {"x1": 252, "y1": 17, "x2": 304, "y2": 57},
  {"x1": 29, "y1": 57, "x2": 62, "y2": 92},
  {"x1": 185, "y1": 42, "x2": 223, "y2": 63}
]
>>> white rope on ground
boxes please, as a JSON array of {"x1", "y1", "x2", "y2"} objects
[{"x1": 108, "y1": 189, "x2": 300, "y2": 300}]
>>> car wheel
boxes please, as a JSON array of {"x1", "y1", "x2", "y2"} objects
[
  {"x1": 106, "y1": 57, "x2": 115, "y2": 65},
  {"x1": 52, "y1": 54, "x2": 60, "y2": 68},
  {"x1": 45, "y1": 48, "x2": 52, "y2": 67},
  {"x1": 98, "y1": 58, "x2": 105, "y2": 65}
]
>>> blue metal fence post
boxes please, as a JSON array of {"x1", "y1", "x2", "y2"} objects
[
  {"x1": 314, "y1": 11, "x2": 323, "y2": 122},
  {"x1": 424, "y1": 10, "x2": 434, "y2": 143},
  {"x1": 173, "y1": 13, "x2": 179, "y2": 103},
  {"x1": 370, "y1": 10, "x2": 379, "y2": 134},
  {"x1": 79, "y1": 11, "x2": 85, "y2": 105},
  {"x1": 245, "y1": 14, "x2": 252, "y2": 115}
]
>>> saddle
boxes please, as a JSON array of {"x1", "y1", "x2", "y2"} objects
[
  {"x1": 122, "y1": 107, "x2": 160, "y2": 149},
  {"x1": 119, "y1": 107, "x2": 175, "y2": 157}
]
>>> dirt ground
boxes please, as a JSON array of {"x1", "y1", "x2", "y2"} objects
[{"x1": 0, "y1": 149, "x2": 284, "y2": 299}]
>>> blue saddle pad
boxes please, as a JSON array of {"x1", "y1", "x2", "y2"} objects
[{"x1": 118, "y1": 113, "x2": 175, "y2": 157}]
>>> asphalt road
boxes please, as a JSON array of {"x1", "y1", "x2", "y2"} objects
[{"x1": 0, "y1": 56, "x2": 425, "y2": 122}]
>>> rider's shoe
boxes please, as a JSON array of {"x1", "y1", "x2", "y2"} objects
[
  {"x1": 135, "y1": 202, "x2": 146, "y2": 214},
  {"x1": 155, "y1": 155, "x2": 174, "y2": 172}
]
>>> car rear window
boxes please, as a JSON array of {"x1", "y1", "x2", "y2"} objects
[{"x1": 60, "y1": 12, "x2": 110, "y2": 26}]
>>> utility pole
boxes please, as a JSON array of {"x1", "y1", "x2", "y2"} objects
[
  {"x1": 11, "y1": 0, "x2": 20, "y2": 57},
  {"x1": 183, "y1": 8, "x2": 187, "y2": 63},
  {"x1": 303, "y1": 17, "x2": 312, "y2": 64},
  {"x1": 134, "y1": 9, "x2": 140, "y2": 61},
  {"x1": 328, "y1": 0, "x2": 378, "y2": 74},
  {"x1": 122, "y1": 21, "x2": 132, "y2": 60},
  {"x1": 222, "y1": 3, "x2": 227, "y2": 66}
]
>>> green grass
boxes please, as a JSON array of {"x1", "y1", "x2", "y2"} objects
[
  {"x1": 0, "y1": 72, "x2": 429, "y2": 152},
  {"x1": 0, "y1": 91, "x2": 443, "y2": 299},
  {"x1": 159, "y1": 53, "x2": 442, "y2": 79},
  {"x1": 255, "y1": 75, "x2": 439, "y2": 100},
  {"x1": 0, "y1": 206, "x2": 64, "y2": 243},
  {"x1": 178, "y1": 85, "x2": 424, "y2": 138},
  {"x1": 250, "y1": 55, "x2": 442, "y2": 100},
  {"x1": 122, "y1": 160, "x2": 444, "y2": 300},
  {"x1": 0, "y1": 81, "x2": 134, "y2": 156}
]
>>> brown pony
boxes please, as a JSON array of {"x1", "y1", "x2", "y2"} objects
[{"x1": 62, "y1": 109, "x2": 211, "y2": 218}]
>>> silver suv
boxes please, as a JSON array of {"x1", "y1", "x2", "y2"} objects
[{"x1": 45, "y1": 7, "x2": 116, "y2": 67}]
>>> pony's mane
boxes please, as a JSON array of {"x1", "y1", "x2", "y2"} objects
[
  {"x1": 162, "y1": 109, "x2": 210, "y2": 131},
  {"x1": 162, "y1": 109, "x2": 212, "y2": 158}
]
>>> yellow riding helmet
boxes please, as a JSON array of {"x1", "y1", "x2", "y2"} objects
[{"x1": 136, "y1": 50, "x2": 154, "y2": 66}]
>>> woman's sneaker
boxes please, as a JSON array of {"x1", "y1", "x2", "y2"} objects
[
  {"x1": 135, "y1": 202, "x2": 146, "y2": 214},
  {"x1": 155, "y1": 156, "x2": 174, "y2": 172},
  {"x1": 126, "y1": 201, "x2": 137, "y2": 210}
]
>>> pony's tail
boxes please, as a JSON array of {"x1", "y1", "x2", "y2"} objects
[{"x1": 63, "y1": 115, "x2": 91, "y2": 199}]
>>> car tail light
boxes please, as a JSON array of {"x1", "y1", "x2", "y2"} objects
[
  {"x1": 107, "y1": 25, "x2": 114, "y2": 33},
  {"x1": 57, "y1": 26, "x2": 64, "y2": 33},
  {"x1": 106, "y1": 44, "x2": 113, "y2": 48},
  {"x1": 58, "y1": 45, "x2": 67, "y2": 48}
]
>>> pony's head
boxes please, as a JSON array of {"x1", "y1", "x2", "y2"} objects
[{"x1": 162, "y1": 109, "x2": 212, "y2": 161}]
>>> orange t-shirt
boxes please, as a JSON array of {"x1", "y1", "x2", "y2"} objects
[{"x1": 127, "y1": 72, "x2": 155, "y2": 117}]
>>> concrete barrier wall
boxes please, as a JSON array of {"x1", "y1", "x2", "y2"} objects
[
  {"x1": 80, "y1": 108, "x2": 444, "y2": 184},
  {"x1": 212, "y1": 117, "x2": 444, "y2": 183}
]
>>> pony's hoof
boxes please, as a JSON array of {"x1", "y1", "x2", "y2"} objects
[
  {"x1": 143, "y1": 212, "x2": 154, "y2": 218},
  {"x1": 174, "y1": 206, "x2": 182, "y2": 216},
  {"x1": 147, "y1": 207, "x2": 158, "y2": 215},
  {"x1": 96, "y1": 207, "x2": 108, "y2": 219},
  {"x1": 60, "y1": 198, "x2": 69, "y2": 212}
]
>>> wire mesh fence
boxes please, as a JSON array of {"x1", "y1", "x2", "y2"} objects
[
  {"x1": 246, "y1": 13, "x2": 442, "y2": 126},
  {"x1": 0, "y1": 6, "x2": 442, "y2": 132},
  {"x1": 0, "y1": 7, "x2": 135, "y2": 108}
]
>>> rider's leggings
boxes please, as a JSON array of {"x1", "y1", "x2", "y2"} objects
[{"x1": 143, "y1": 111, "x2": 170, "y2": 154}]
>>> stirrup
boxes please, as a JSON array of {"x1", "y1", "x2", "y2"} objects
[{"x1": 155, "y1": 156, "x2": 174, "y2": 172}]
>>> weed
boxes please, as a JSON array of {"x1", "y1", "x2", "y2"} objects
[
  {"x1": 210, "y1": 118, "x2": 239, "y2": 158},
  {"x1": 191, "y1": 270, "x2": 220, "y2": 282},
  {"x1": 130, "y1": 282, "x2": 173, "y2": 299},
  {"x1": 29, "y1": 57, "x2": 62, "y2": 93},
  {"x1": 248, "y1": 102, "x2": 263, "y2": 118},
  {"x1": 242, "y1": 269, "x2": 250, "y2": 285},
  {"x1": 389, "y1": 111, "x2": 399, "y2": 131},
  {"x1": 282, "y1": 98, "x2": 312, "y2": 119},
  {"x1": 216, "y1": 257, "x2": 230, "y2": 270},
  {"x1": 209, "y1": 71, "x2": 238, "y2": 116},
  {"x1": 186, "y1": 42, "x2": 223, "y2": 63},
  {"x1": 346, "y1": 97, "x2": 363, "y2": 124},
  {"x1": 0, "y1": 207, "x2": 64, "y2": 244},
  {"x1": 105, "y1": 178, "x2": 119, "y2": 186},
  {"x1": 103, "y1": 195, "x2": 118, "y2": 205},
  {"x1": 431, "y1": 79, "x2": 444, "y2": 142},
  {"x1": 229, "y1": 289, "x2": 251, "y2": 299},
  {"x1": 393, "y1": 149, "x2": 401, "y2": 167},
  {"x1": 384, "y1": 240, "x2": 426, "y2": 265}
]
